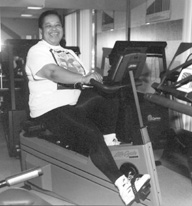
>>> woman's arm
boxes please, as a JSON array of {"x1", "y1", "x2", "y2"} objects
[{"x1": 36, "y1": 63, "x2": 103, "y2": 85}]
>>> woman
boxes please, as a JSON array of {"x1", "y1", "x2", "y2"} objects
[{"x1": 25, "y1": 10, "x2": 150, "y2": 205}]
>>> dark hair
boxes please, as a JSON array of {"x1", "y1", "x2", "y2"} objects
[{"x1": 38, "y1": 10, "x2": 62, "y2": 28}]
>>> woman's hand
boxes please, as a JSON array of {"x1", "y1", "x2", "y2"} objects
[{"x1": 83, "y1": 71, "x2": 103, "y2": 84}]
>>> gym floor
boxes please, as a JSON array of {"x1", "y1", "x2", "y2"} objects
[{"x1": 0, "y1": 117, "x2": 192, "y2": 205}]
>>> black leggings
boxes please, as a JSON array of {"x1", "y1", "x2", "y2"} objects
[{"x1": 34, "y1": 88, "x2": 123, "y2": 183}]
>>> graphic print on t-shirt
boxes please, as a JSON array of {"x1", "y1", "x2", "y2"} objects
[{"x1": 50, "y1": 49, "x2": 85, "y2": 75}]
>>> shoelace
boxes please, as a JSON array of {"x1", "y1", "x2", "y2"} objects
[{"x1": 127, "y1": 173, "x2": 134, "y2": 181}]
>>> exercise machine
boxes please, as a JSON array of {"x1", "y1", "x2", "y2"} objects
[
  {"x1": 0, "y1": 167, "x2": 50, "y2": 205},
  {"x1": 19, "y1": 41, "x2": 165, "y2": 205},
  {"x1": 109, "y1": 41, "x2": 169, "y2": 148},
  {"x1": 0, "y1": 167, "x2": 74, "y2": 205},
  {"x1": 145, "y1": 42, "x2": 192, "y2": 181}
]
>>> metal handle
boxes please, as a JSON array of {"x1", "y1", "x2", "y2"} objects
[{"x1": 5, "y1": 167, "x2": 43, "y2": 186}]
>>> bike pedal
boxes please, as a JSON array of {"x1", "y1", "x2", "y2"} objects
[{"x1": 139, "y1": 181, "x2": 151, "y2": 201}]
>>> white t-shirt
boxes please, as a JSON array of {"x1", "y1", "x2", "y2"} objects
[{"x1": 25, "y1": 40, "x2": 89, "y2": 118}]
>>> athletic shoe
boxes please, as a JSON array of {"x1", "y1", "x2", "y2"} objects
[
  {"x1": 115, "y1": 174, "x2": 150, "y2": 205},
  {"x1": 103, "y1": 133, "x2": 121, "y2": 146}
]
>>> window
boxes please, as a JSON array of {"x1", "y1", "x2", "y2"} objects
[{"x1": 146, "y1": 0, "x2": 171, "y2": 23}]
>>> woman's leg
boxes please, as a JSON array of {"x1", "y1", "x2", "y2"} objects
[
  {"x1": 76, "y1": 88, "x2": 119, "y2": 135},
  {"x1": 35, "y1": 98, "x2": 151, "y2": 205},
  {"x1": 36, "y1": 105, "x2": 122, "y2": 183}
]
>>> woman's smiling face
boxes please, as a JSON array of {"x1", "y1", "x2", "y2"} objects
[{"x1": 40, "y1": 14, "x2": 63, "y2": 46}]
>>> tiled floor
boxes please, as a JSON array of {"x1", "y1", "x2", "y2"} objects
[{"x1": 0, "y1": 118, "x2": 192, "y2": 205}]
